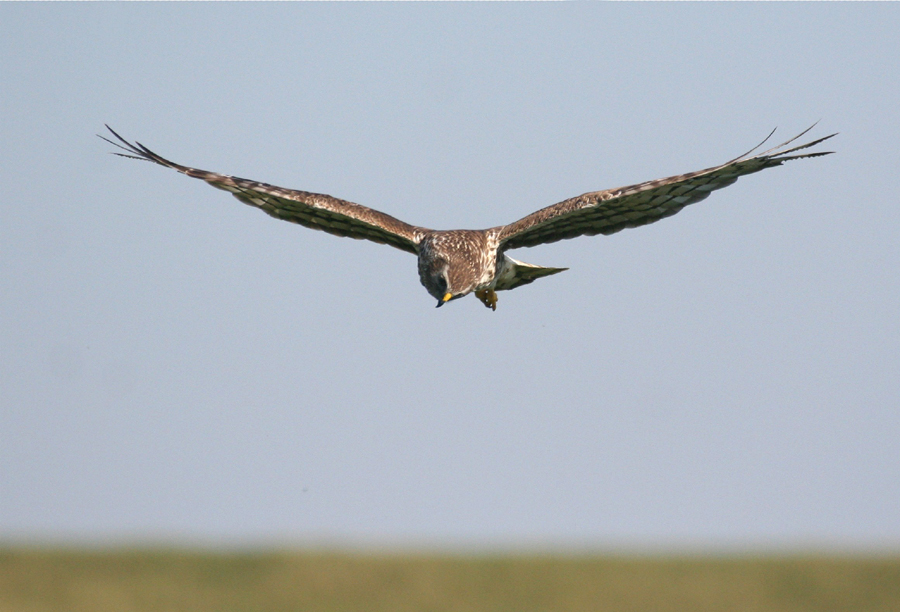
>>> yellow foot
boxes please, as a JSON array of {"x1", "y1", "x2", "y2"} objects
[{"x1": 475, "y1": 289, "x2": 498, "y2": 311}]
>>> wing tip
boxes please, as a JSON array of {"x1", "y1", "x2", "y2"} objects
[{"x1": 98, "y1": 125, "x2": 192, "y2": 172}]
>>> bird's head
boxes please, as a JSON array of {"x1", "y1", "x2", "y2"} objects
[
  {"x1": 419, "y1": 256, "x2": 473, "y2": 307},
  {"x1": 417, "y1": 233, "x2": 483, "y2": 308}
]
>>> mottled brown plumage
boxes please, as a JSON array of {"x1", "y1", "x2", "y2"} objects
[{"x1": 101, "y1": 124, "x2": 834, "y2": 311}]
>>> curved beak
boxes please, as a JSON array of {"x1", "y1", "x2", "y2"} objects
[{"x1": 435, "y1": 292, "x2": 453, "y2": 308}]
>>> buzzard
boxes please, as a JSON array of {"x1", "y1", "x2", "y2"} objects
[{"x1": 101, "y1": 125, "x2": 834, "y2": 310}]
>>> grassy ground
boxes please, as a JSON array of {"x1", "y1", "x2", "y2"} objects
[{"x1": 1, "y1": 548, "x2": 899, "y2": 612}]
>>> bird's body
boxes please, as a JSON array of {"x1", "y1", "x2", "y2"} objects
[
  {"x1": 418, "y1": 230, "x2": 499, "y2": 304},
  {"x1": 102, "y1": 125, "x2": 834, "y2": 310}
]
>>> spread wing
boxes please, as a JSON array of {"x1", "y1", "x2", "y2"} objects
[
  {"x1": 498, "y1": 125, "x2": 836, "y2": 251},
  {"x1": 101, "y1": 126, "x2": 428, "y2": 255}
]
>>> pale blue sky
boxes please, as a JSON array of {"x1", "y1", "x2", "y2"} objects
[{"x1": 1, "y1": 3, "x2": 898, "y2": 551}]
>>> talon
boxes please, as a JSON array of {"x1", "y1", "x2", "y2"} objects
[{"x1": 475, "y1": 289, "x2": 498, "y2": 311}]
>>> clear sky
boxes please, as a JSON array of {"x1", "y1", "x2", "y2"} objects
[{"x1": 1, "y1": 3, "x2": 898, "y2": 552}]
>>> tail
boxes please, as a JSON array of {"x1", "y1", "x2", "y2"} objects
[{"x1": 494, "y1": 256, "x2": 567, "y2": 291}]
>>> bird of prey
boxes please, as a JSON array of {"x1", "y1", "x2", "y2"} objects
[{"x1": 101, "y1": 125, "x2": 834, "y2": 311}]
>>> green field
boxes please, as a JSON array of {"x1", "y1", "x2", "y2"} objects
[{"x1": 2, "y1": 548, "x2": 898, "y2": 612}]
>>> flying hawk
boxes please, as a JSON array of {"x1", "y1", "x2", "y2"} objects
[{"x1": 101, "y1": 125, "x2": 834, "y2": 310}]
